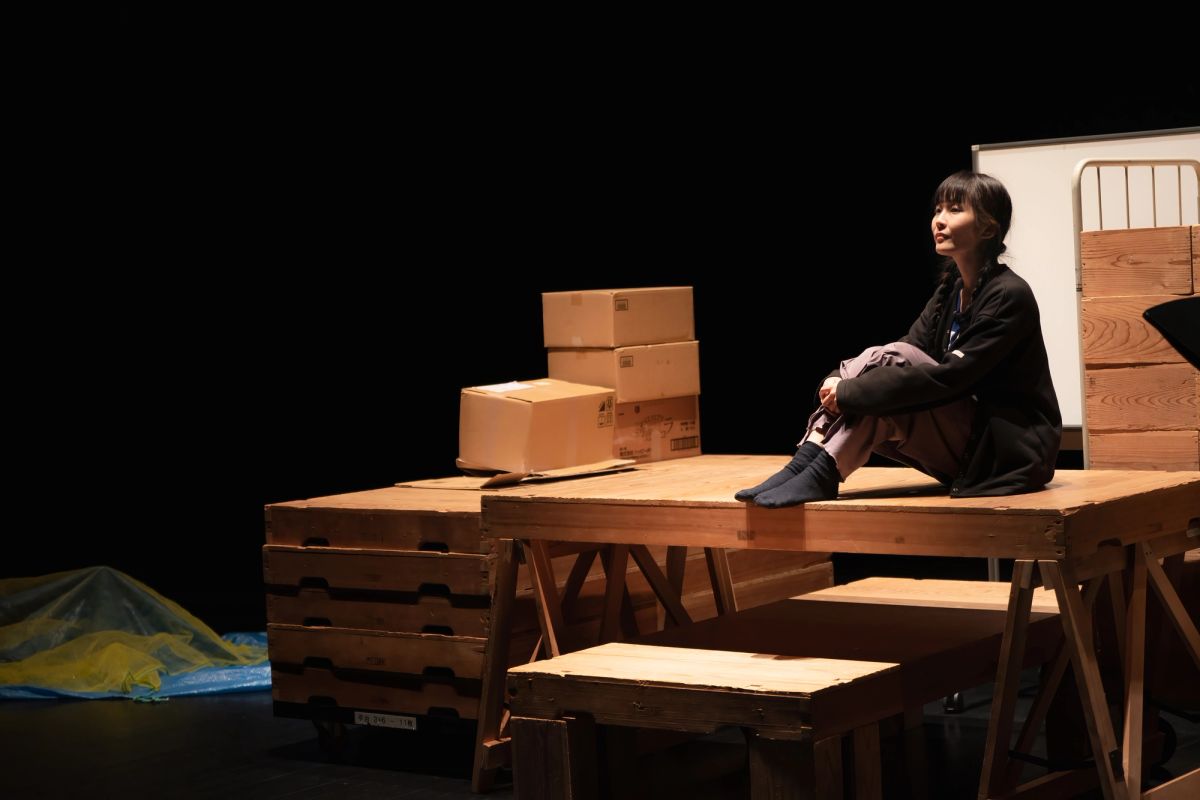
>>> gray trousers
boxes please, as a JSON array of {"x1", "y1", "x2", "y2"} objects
[{"x1": 802, "y1": 342, "x2": 975, "y2": 485}]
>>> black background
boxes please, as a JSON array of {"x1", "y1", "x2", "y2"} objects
[{"x1": 22, "y1": 10, "x2": 1198, "y2": 632}]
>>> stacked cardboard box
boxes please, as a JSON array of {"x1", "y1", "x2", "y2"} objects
[
  {"x1": 543, "y1": 287, "x2": 701, "y2": 462},
  {"x1": 457, "y1": 379, "x2": 615, "y2": 475}
]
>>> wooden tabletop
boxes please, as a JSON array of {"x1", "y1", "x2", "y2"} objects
[
  {"x1": 507, "y1": 641, "x2": 897, "y2": 697},
  {"x1": 481, "y1": 455, "x2": 1200, "y2": 560}
]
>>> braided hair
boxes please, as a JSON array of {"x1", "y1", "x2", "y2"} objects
[{"x1": 924, "y1": 171, "x2": 1013, "y2": 354}]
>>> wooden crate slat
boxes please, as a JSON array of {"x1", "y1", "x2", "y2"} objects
[
  {"x1": 1080, "y1": 226, "x2": 1194, "y2": 297},
  {"x1": 262, "y1": 545, "x2": 491, "y2": 595},
  {"x1": 1087, "y1": 431, "x2": 1200, "y2": 471},
  {"x1": 1082, "y1": 295, "x2": 1187, "y2": 366},
  {"x1": 267, "y1": 623, "x2": 486, "y2": 678},
  {"x1": 271, "y1": 666, "x2": 481, "y2": 719},
  {"x1": 1085, "y1": 364, "x2": 1199, "y2": 431}
]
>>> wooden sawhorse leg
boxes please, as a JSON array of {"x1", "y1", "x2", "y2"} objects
[
  {"x1": 980, "y1": 544, "x2": 1200, "y2": 800},
  {"x1": 705, "y1": 547, "x2": 737, "y2": 615},
  {"x1": 747, "y1": 726, "x2": 878, "y2": 800},
  {"x1": 473, "y1": 538, "x2": 520, "y2": 792},
  {"x1": 511, "y1": 714, "x2": 598, "y2": 800},
  {"x1": 978, "y1": 559, "x2": 1036, "y2": 799}
]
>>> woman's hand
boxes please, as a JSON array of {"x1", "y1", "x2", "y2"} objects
[{"x1": 819, "y1": 377, "x2": 841, "y2": 414}]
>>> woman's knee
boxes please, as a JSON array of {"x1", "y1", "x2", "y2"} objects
[{"x1": 841, "y1": 342, "x2": 922, "y2": 376}]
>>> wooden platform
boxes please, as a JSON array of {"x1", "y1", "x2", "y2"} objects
[
  {"x1": 505, "y1": 579, "x2": 1064, "y2": 799},
  {"x1": 639, "y1": 578, "x2": 1064, "y2": 712},
  {"x1": 265, "y1": 475, "x2": 835, "y2": 792},
  {"x1": 483, "y1": 456, "x2": 1200, "y2": 562},
  {"x1": 478, "y1": 457, "x2": 1200, "y2": 800}
]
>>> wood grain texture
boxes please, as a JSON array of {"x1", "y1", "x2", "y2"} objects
[
  {"x1": 508, "y1": 641, "x2": 895, "y2": 696},
  {"x1": 1084, "y1": 364, "x2": 1199, "y2": 431},
  {"x1": 1143, "y1": 769, "x2": 1200, "y2": 799},
  {"x1": 484, "y1": 458, "x2": 1200, "y2": 561},
  {"x1": 262, "y1": 545, "x2": 492, "y2": 595},
  {"x1": 265, "y1": 588, "x2": 507, "y2": 637},
  {"x1": 266, "y1": 486, "x2": 484, "y2": 551},
  {"x1": 635, "y1": 587, "x2": 1063, "y2": 712},
  {"x1": 1193, "y1": 225, "x2": 1199, "y2": 293},
  {"x1": 798, "y1": 577, "x2": 1060, "y2": 614},
  {"x1": 270, "y1": 665, "x2": 480, "y2": 718},
  {"x1": 507, "y1": 642, "x2": 902, "y2": 739},
  {"x1": 487, "y1": 457, "x2": 1197, "y2": 514},
  {"x1": 1080, "y1": 226, "x2": 1194, "y2": 297},
  {"x1": 1087, "y1": 431, "x2": 1200, "y2": 471},
  {"x1": 1082, "y1": 295, "x2": 1186, "y2": 366},
  {"x1": 1063, "y1": 472, "x2": 1200, "y2": 557},
  {"x1": 267, "y1": 623, "x2": 486, "y2": 678}
]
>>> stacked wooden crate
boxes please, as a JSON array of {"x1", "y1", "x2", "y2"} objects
[
  {"x1": 1080, "y1": 223, "x2": 1200, "y2": 719},
  {"x1": 1080, "y1": 224, "x2": 1198, "y2": 469},
  {"x1": 264, "y1": 485, "x2": 518, "y2": 731}
]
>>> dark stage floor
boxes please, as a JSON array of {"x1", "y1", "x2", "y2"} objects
[{"x1": 2, "y1": 669, "x2": 1197, "y2": 799}]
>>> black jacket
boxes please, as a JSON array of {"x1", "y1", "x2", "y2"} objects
[{"x1": 834, "y1": 264, "x2": 1062, "y2": 496}]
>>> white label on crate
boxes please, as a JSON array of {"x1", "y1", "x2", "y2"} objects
[{"x1": 354, "y1": 711, "x2": 417, "y2": 730}]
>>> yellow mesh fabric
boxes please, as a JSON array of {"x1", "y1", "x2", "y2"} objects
[{"x1": 0, "y1": 566, "x2": 266, "y2": 694}]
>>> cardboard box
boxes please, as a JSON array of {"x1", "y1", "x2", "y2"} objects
[
  {"x1": 613, "y1": 395, "x2": 701, "y2": 463},
  {"x1": 458, "y1": 379, "x2": 615, "y2": 475},
  {"x1": 548, "y1": 341, "x2": 700, "y2": 403},
  {"x1": 542, "y1": 287, "x2": 694, "y2": 348}
]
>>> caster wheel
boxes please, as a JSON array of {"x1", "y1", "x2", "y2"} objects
[{"x1": 314, "y1": 719, "x2": 347, "y2": 756}]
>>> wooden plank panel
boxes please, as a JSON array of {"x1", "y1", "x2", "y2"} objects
[
  {"x1": 1193, "y1": 225, "x2": 1199, "y2": 293},
  {"x1": 266, "y1": 485, "x2": 485, "y2": 552},
  {"x1": 485, "y1": 497, "x2": 1067, "y2": 559},
  {"x1": 495, "y1": 456, "x2": 945, "y2": 504},
  {"x1": 269, "y1": 485, "x2": 483, "y2": 513},
  {"x1": 1066, "y1": 476, "x2": 1200, "y2": 554},
  {"x1": 746, "y1": 734, "x2": 814, "y2": 799},
  {"x1": 267, "y1": 505, "x2": 483, "y2": 552},
  {"x1": 262, "y1": 545, "x2": 491, "y2": 595},
  {"x1": 489, "y1": 458, "x2": 1199, "y2": 516},
  {"x1": 1084, "y1": 364, "x2": 1199, "y2": 431},
  {"x1": 799, "y1": 577, "x2": 1059, "y2": 614},
  {"x1": 508, "y1": 642, "x2": 895, "y2": 695},
  {"x1": 1087, "y1": 431, "x2": 1200, "y2": 471},
  {"x1": 508, "y1": 644, "x2": 903, "y2": 739},
  {"x1": 264, "y1": 588, "x2": 516, "y2": 637},
  {"x1": 1082, "y1": 295, "x2": 1186, "y2": 366},
  {"x1": 637, "y1": 592, "x2": 1062, "y2": 712},
  {"x1": 508, "y1": 672, "x2": 824, "y2": 737},
  {"x1": 267, "y1": 623, "x2": 486, "y2": 678},
  {"x1": 1080, "y1": 226, "x2": 1194, "y2": 297},
  {"x1": 271, "y1": 665, "x2": 480, "y2": 718},
  {"x1": 510, "y1": 716, "x2": 598, "y2": 800},
  {"x1": 1143, "y1": 768, "x2": 1200, "y2": 798},
  {"x1": 853, "y1": 724, "x2": 883, "y2": 800}
]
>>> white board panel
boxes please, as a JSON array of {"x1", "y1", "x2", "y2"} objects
[{"x1": 975, "y1": 128, "x2": 1200, "y2": 429}]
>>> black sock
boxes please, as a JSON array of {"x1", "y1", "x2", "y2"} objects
[
  {"x1": 734, "y1": 442, "x2": 822, "y2": 501},
  {"x1": 753, "y1": 448, "x2": 840, "y2": 508}
]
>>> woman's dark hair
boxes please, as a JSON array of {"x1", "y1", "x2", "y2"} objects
[{"x1": 926, "y1": 171, "x2": 1013, "y2": 353}]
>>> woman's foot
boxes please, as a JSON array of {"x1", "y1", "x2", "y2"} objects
[
  {"x1": 753, "y1": 448, "x2": 841, "y2": 508},
  {"x1": 734, "y1": 442, "x2": 821, "y2": 501}
]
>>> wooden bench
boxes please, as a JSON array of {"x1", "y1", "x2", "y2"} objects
[
  {"x1": 509, "y1": 642, "x2": 899, "y2": 799},
  {"x1": 507, "y1": 578, "x2": 1062, "y2": 798}
]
